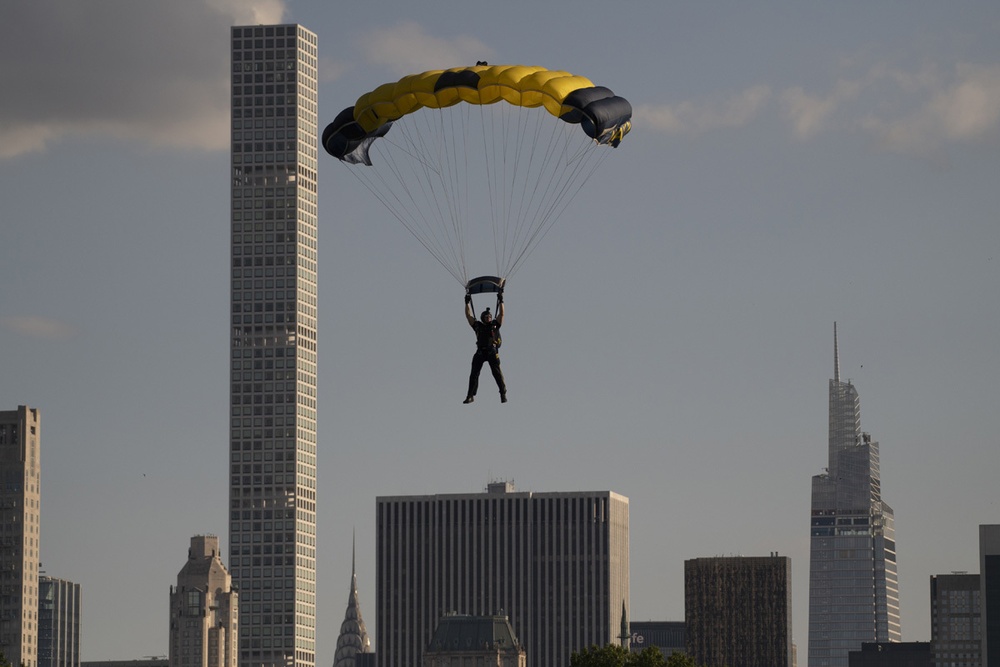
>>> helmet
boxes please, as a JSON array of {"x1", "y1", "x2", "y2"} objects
[{"x1": 480, "y1": 308, "x2": 492, "y2": 322}]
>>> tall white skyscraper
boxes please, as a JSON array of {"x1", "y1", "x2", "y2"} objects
[
  {"x1": 229, "y1": 24, "x2": 319, "y2": 667},
  {"x1": 808, "y1": 325, "x2": 900, "y2": 667},
  {"x1": 376, "y1": 482, "x2": 630, "y2": 667},
  {"x1": 0, "y1": 405, "x2": 41, "y2": 667}
]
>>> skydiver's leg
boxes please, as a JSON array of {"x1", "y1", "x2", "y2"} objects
[
  {"x1": 467, "y1": 351, "x2": 486, "y2": 399},
  {"x1": 487, "y1": 353, "x2": 506, "y2": 398}
]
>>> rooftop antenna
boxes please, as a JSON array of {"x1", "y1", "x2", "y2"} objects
[{"x1": 834, "y1": 322, "x2": 840, "y2": 383}]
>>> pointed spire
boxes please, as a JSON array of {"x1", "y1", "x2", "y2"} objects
[
  {"x1": 834, "y1": 322, "x2": 840, "y2": 383},
  {"x1": 334, "y1": 528, "x2": 370, "y2": 667},
  {"x1": 619, "y1": 599, "x2": 629, "y2": 649}
]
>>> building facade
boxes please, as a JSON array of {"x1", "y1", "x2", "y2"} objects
[
  {"x1": 376, "y1": 482, "x2": 629, "y2": 667},
  {"x1": 848, "y1": 643, "x2": 930, "y2": 667},
  {"x1": 0, "y1": 405, "x2": 41, "y2": 667},
  {"x1": 808, "y1": 326, "x2": 901, "y2": 667},
  {"x1": 685, "y1": 555, "x2": 793, "y2": 667},
  {"x1": 169, "y1": 535, "x2": 238, "y2": 667},
  {"x1": 83, "y1": 660, "x2": 167, "y2": 667},
  {"x1": 422, "y1": 614, "x2": 525, "y2": 667},
  {"x1": 37, "y1": 576, "x2": 81, "y2": 667},
  {"x1": 628, "y1": 621, "x2": 685, "y2": 658},
  {"x1": 982, "y1": 526, "x2": 1000, "y2": 667},
  {"x1": 931, "y1": 573, "x2": 980, "y2": 667},
  {"x1": 229, "y1": 23, "x2": 319, "y2": 667}
]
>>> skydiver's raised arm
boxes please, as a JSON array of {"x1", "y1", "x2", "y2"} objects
[
  {"x1": 465, "y1": 294, "x2": 476, "y2": 327},
  {"x1": 496, "y1": 293, "x2": 504, "y2": 326}
]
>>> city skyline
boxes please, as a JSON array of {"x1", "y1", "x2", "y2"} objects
[{"x1": 1, "y1": 1, "x2": 998, "y2": 661}]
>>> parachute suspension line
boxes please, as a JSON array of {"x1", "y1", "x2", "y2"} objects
[
  {"x1": 456, "y1": 104, "x2": 470, "y2": 284},
  {"x1": 499, "y1": 113, "x2": 561, "y2": 277},
  {"x1": 406, "y1": 108, "x2": 469, "y2": 285},
  {"x1": 339, "y1": 158, "x2": 461, "y2": 286},
  {"x1": 502, "y1": 101, "x2": 533, "y2": 277},
  {"x1": 344, "y1": 115, "x2": 468, "y2": 287},
  {"x1": 478, "y1": 102, "x2": 500, "y2": 280},
  {"x1": 481, "y1": 102, "x2": 559, "y2": 280},
  {"x1": 504, "y1": 112, "x2": 563, "y2": 277},
  {"x1": 507, "y1": 105, "x2": 559, "y2": 275},
  {"x1": 435, "y1": 106, "x2": 466, "y2": 284},
  {"x1": 380, "y1": 119, "x2": 466, "y2": 284},
  {"x1": 503, "y1": 120, "x2": 614, "y2": 280},
  {"x1": 483, "y1": 100, "x2": 508, "y2": 281}
]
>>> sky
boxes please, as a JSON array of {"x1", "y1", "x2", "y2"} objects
[{"x1": 1, "y1": 0, "x2": 998, "y2": 661}]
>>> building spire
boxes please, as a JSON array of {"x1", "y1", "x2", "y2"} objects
[
  {"x1": 619, "y1": 599, "x2": 630, "y2": 650},
  {"x1": 334, "y1": 528, "x2": 370, "y2": 667},
  {"x1": 834, "y1": 322, "x2": 840, "y2": 383}
]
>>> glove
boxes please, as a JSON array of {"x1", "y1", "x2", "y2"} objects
[{"x1": 465, "y1": 294, "x2": 471, "y2": 304}]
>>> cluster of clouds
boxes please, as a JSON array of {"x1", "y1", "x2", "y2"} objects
[
  {"x1": 638, "y1": 62, "x2": 1000, "y2": 154},
  {"x1": 0, "y1": 3, "x2": 997, "y2": 162}
]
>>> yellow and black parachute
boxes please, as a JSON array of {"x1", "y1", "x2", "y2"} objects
[{"x1": 323, "y1": 64, "x2": 632, "y2": 286}]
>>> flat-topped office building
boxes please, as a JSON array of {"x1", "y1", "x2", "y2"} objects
[{"x1": 376, "y1": 482, "x2": 629, "y2": 667}]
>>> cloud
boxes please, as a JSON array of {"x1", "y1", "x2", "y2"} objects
[
  {"x1": 635, "y1": 85, "x2": 771, "y2": 136},
  {"x1": 2, "y1": 316, "x2": 75, "y2": 341},
  {"x1": 779, "y1": 79, "x2": 863, "y2": 139},
  {"x1": 0, "y1": 0, "x2": 285, "y2": 159},
  {"x1": 860, "y1": 63, "x2": 1000, "y2": 153},
  {"x1": 358, "y1": 22, "x2": 494, "y2": 77},
  {"x1": 775, "y1": 60, "x2": 1000, "y2": 153}
]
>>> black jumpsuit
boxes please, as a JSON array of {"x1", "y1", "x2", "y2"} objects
[{"x1": 467, "y1": 319, "x2": 506, "y2": 398}]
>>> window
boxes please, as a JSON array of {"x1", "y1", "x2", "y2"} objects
[{"x1": 187, "y1": 589, "x2": 201, "y2": 615}]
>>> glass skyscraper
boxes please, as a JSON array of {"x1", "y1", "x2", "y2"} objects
[
  {"x1": 229, "y1": 24, "x2": 319, "y2": 667},
  {"x1": 37, "y1": 576, "x2": 81, "y2": 667},
  {"x1": 808, "y1": 325, "x2": 900, "y2": 667}
]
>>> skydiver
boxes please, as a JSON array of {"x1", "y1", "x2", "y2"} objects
[{"x1": 463, "y1": 290, "x2": 506, "y2": 404}]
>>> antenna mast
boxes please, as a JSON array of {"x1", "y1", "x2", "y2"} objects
[{"x1": 834, "y1": 322, "x2": 840, "y2": 383}]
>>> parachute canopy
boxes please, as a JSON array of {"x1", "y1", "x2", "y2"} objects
[{"x1": 323, "y1": 64, "x2": 631, "y2": 286}]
